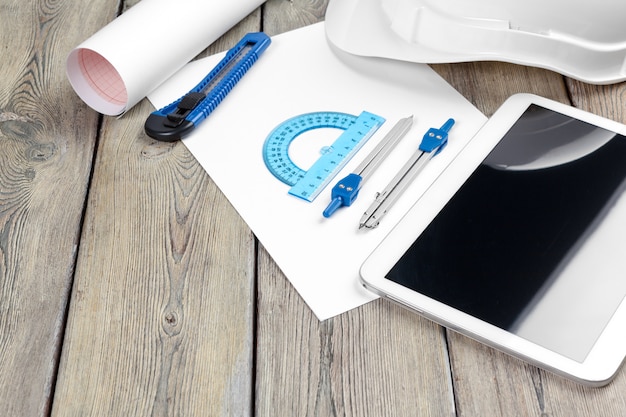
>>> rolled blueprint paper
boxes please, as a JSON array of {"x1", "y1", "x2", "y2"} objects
[{"x1": 66, "y1": 0, "x2": 266, "y2": 116}]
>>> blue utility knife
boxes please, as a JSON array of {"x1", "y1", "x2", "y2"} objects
[{"x1": 145, "y1": 32, "x2": 271, "y2": 142}]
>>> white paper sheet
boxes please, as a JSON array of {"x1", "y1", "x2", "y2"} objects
[
  {"x1": 148, "y1": 23, "x2": 487, "y2": 320},
  {"x1": 66, "y1": 0, "x2": 265, "y2": 115}
]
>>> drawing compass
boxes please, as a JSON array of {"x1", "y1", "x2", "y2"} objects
[
  {"x1": 322, "y1": 116, "x2": 413, "y2": 217},
  {"x1": 360, "y1": 118, "x2": 455, "y2": 229}
]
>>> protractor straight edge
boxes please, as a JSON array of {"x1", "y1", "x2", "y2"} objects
[{"x1": 262, "y1": 111, "x2": 386, "y2": 202}]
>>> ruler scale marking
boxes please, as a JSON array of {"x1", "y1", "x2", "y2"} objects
[{"x1": 263, "y1": 111, "x2": 385, "y2": 201}]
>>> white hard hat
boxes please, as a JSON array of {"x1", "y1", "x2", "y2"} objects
[{"x1": 325, "y1": 0, "x2": 626, "y2": 84}]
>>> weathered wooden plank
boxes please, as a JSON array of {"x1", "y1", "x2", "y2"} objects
[
  {"x1": 434, "y1": 63, "x2": 626, "y2": 416},
  {"x1": 262, "y1": 0, "x2": 329, "y2": 35},
  {"x1": 431, "y1": 61, "x2": 571, "y2": 116},
  {"x1": 256, "y1": 246, "x2": 456, "y2": 417},
  {"x1": 567, "y1": 79, "x2": 626, "y2": 124},
  {"x1": 51, "y1": 7, "x2": 261, "y2": 417},
  {"x1": 255, "y1": 1, "x2": 455, "y2": 416},
  {"x1": 449, "y1": 334, "x2": 626, "y2": 417},
  {"x1": 0, "y1": 0, "x2": 103, "y2": 415}
]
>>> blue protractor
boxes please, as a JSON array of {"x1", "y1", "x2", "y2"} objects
[{"x1": 262, "y1": 111, "x2": 385, "y2": 202}]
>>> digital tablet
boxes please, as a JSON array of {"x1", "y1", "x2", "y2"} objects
[{"x1": 360, "y1": 94, "x2": 626, "y2": 386}]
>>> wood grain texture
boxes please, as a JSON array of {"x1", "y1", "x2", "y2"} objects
[
  {"x1": 431, "y1": 62, "x2": 571, "y2": 116},
  {"x1": 448, "y1": 333, "x2": 626, "y2": 417},
  {"x1": 567, "y1": 79, "x2": 626, "y2": 124},
  {"x1": 262, "y1": 0, "x2": 328, "y2": 36},
  {"x1": 51, "y1": 10, "x2": 260, "y2": 417},
  {"x1": 256, "y1": 246, "x2": 456, "y2": 417},
  {"x1": 0, "y1": 0, "x2": 103, "y2": 415}
]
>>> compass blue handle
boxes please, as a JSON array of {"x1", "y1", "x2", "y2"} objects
[
  {"x1": 419, "y1": 118, "x2": 455, "y2": 155},
  {"x1": 145, "y1": 32, "x2": 271, "y2": 141},
  {"x1": 323, "y1": 173, "x2": 363, "y2": 218}
]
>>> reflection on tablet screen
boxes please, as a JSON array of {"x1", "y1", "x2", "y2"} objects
[{"x1": 387, "y1": 104, "x2": 626, "y2": 362}]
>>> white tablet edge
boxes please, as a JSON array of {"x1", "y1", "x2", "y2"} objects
[{"x1": 360, "y1": 93, "x2": 626, "y2": 386}]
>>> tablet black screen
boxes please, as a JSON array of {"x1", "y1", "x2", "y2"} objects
[{"x1": 386, "y1": 104, "x2": 626, "y2": 361}]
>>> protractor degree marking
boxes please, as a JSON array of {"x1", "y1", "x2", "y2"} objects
[
  {"x1": 263, "y1": 112, "x2": 358, "y2": 186},
  {"x1": 288, "y1": 112, "x2": 385, "y2": 201}
]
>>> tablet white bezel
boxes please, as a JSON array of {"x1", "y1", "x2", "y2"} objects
[{"x1": 360, "y1": 93, "x2": 626, "y2": 386}]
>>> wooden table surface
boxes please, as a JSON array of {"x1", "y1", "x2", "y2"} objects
[{"x1": 2, "y1": 0, "x2": 626, "y2": 416}]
